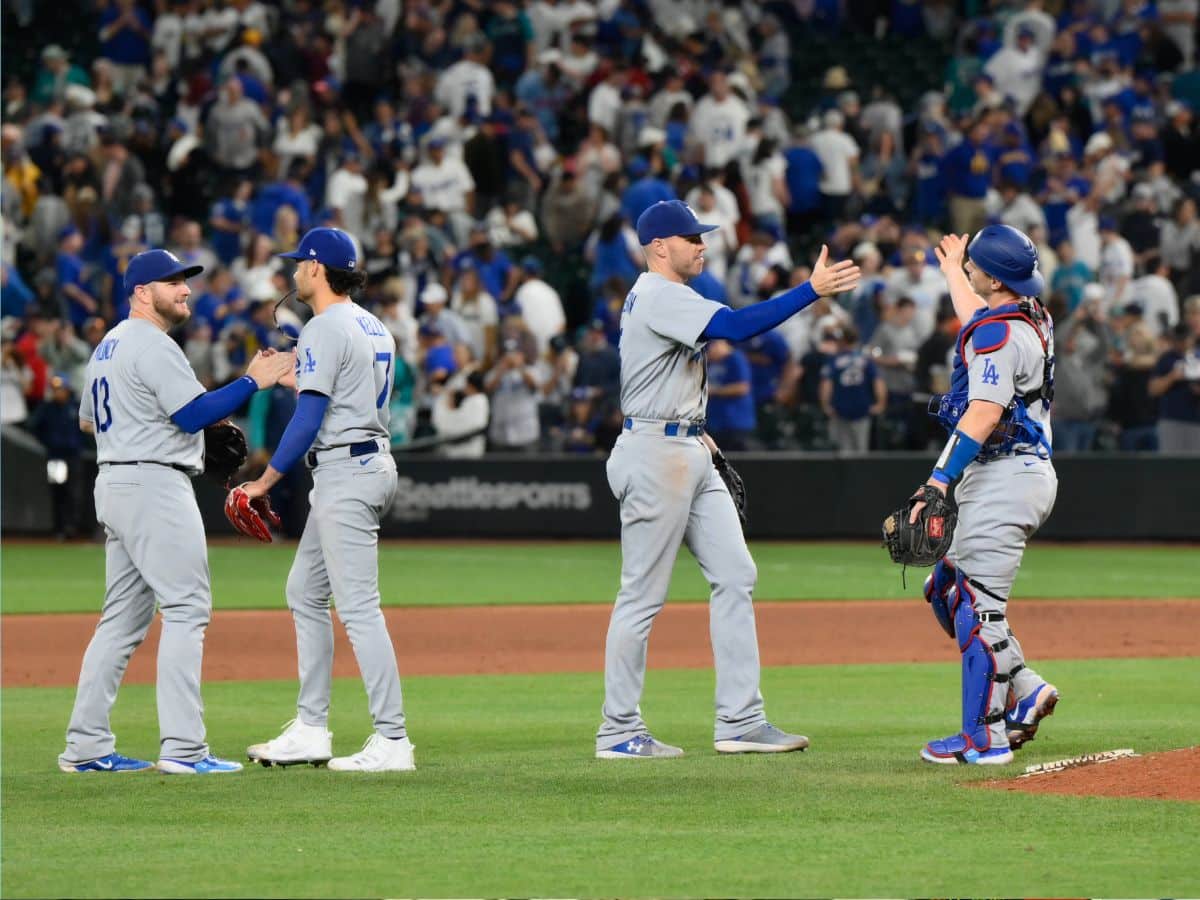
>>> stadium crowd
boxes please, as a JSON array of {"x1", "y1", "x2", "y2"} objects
[{"x1": 2, "y1": 0, "x2": 1200, "y2": 498}]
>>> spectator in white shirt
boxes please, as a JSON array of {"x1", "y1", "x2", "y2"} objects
[
  {"x1": 1128, "y1": 269, "x2": 1181, "y2": 337},
  {"x1": 410, "y1": 137, "x2": 476, "y2": 244},
  {"x1": 990, "y1": 181, "x2": 1049, "y2": 235},
  {"x1": 689, "y1": 70, "x2": 750, "y2": 169},
  {"x1": 983, "y1": 26, "x2": 1045, "y2": 116},
  {"x1": 648, "y1": 70, "x2": 693, "y2": 128},
  {"x1": 513, "y1": 256, "x2": 566, "y2": 355},
  {"x1": 809, "y1": 108, "x2": 860, "y2": 220},
  {"x1": 884, "y1": 245, "x2": 944, "y2": 341},
  {"x1": 450, "y1": 264, "x2": 500, "y2": 365},
  {"x1": 434, "y1": 37, "x2": 496, "y2": 119},
  {"x1": 587, "y1": 64, "x2": 625, "y2": 136},
  {"x1": 558, "y1": 32, "x2": 599, "y2": 90},
  {"x1": 1099, "y1": 216, "x2": 1136, "y2": 312},
  {"x1": 272, "y1": 105, "x2": 322, "y2": 178},
  {"x1": 325, "y1": 151, "x2": 368, "y2": 237},
  {"x1": 433, "y1": 370, "x2": 489, "y2": 458},
  {"x1": 691, "y1": 184, "x2": 739, "y2": 283},
  {"x1": 486, "y1": 193, "x2": 539, "y2": 248}
]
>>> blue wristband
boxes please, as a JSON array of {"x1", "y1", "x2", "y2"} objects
[{"x1": 932, "y1": 429, "x2": 982, "y2": 483}]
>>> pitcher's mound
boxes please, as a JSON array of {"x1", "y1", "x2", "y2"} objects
[{"x1": 979, "y1": 746, "x2": 1200, "y2": 801}]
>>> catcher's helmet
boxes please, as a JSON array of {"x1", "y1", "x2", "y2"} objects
[{"x1": 967, "y1": 224, "x2": 1044, "y2": 297}]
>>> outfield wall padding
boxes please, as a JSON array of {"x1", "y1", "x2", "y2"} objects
[{"x1": 3, "y1": 429, "x2": 1197, "y2": 540}]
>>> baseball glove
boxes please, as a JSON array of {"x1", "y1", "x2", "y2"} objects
[
  {"x1": 713, "y1": 449, "x2": 748, "y2": 528},
  {"x1": 224, "y1": 485, "x2": 282, "y2": 543},
  {"x1": 882, "y1": 485, "x2": 956, "y2": 567},
  {"x1": 203, "y1": 421, "x2": 248, "y2": 486}
]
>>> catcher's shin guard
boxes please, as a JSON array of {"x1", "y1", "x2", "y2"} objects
[
  {"x1": 952, "y1": 572, "x2": 1009, "y2": 751},
  {"x1": 923, "y1": 559, "x2": 957, "y2": 639}
]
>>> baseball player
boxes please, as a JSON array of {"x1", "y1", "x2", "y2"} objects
[
  {"x1": 913, "y1": 224, "x2": 1059, "y2": 765},
  {"x1": 58, "y1": 249, "x2": 293, "y2": 775},
  {"x1": 596, "y1": 200, "x2": 861, "y2": 758},
  {"x1": 239, "y1": 228, "x2": 414, "y2": 772}
]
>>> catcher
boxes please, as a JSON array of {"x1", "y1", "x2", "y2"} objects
[{"x1": 884, "y1": 225, "x2": 1060, "y2": 766}]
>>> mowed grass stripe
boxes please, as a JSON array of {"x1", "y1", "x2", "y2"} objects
[
  {"x1": 2, "y1": 658, "x2": 1197, "y2": 898},
  {"x1": 3, "y1": 542, "x2": 1198, "y2": 614}
]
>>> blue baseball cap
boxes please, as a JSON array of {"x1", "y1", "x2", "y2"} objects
[
  {"x1": 635, "y1": 199, "x2": 718, "y2": 245},
  {"x1": 124, "y1": 249, "x2": 204, "y2": 295},
  {"x1": 278, "y1": 227, "x2": 357, "y2": 270}
]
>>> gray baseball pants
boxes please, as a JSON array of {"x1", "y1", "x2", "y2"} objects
[
  {"x1": 596, "y1": 430, "x2": 765, "y2": 750},
  {"x1": 60, "y1": 465, "x2": 212, "y2": 766},
  {"x1": 286, "y1": 452, "x2": 407, "y2": 739},
  {"x1": 949, "y1": 454, "x2": 1059, "y2": 736}
]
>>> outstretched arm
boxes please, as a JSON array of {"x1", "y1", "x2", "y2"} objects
[
  {"x1": 701, "y1": 245, "x2": 861, "y2": 342},
  {"x1": 238, "y1": 390, "x2": 330, "y2": 498}
]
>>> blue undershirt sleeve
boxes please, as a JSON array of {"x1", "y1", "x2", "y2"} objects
[
  {"x1": 700, "y1": 281, "x2": 820, "y2": 342},
  {"x1": 267, "y1": 390, "x2": 330, "y2": 474},
  {"x1": 170, "y1": 376, "x2": 258, "y2": 434}
]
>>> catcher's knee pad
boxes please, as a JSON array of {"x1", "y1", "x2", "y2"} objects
[
  {"x1": 923, "y1": 559, "x2": 957, "y2": 639},
  {"x1": 952, "y1": 576, "x2": 1007, "y2": 749}
]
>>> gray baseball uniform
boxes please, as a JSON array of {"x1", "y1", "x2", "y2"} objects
[
  {"x1": 285, "y1": 302, "x2": 407, "y2": 739},
  {"x1": 60, "y1": 319, "x2": 213, "y2": 766},
  {"x1": 949, "y1": 306, "x2": 1058, "y2": 746},
  {"x1": 596, "y1": 272, "x2": 768, "y2": 750}
]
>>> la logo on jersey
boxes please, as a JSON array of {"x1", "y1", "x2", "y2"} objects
[
  {"x1": 980, "y1": 358, "x2": 1000, "y2": 386},
  {"x1": 303, "y1": 348, "x2": 317, "y2": 373}
]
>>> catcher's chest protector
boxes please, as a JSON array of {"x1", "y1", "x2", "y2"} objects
[{"x1": 934, "y1": 301, "x2": 1055, "y2": 457}]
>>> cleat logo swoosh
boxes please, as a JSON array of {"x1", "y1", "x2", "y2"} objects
[{"x1": 94, "y1": 759, "x2": 114, "y2": 770}]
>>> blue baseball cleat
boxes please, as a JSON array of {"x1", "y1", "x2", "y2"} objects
[
  {"x1": 595, "y1": 734, "x2": 684, "y2": 759},
  {"x1": 920, "y1": 732, "x2": 1013, "y2": 765},
  {"x1": 59, "y1": 752, "x2": 154, "y2": 773},
  {"x1": 157, "y1": 754, "x2": 244, "y2": 775},
  {"x1": 1006, "y1": 683, "x2": 1059, "y2": 750}
]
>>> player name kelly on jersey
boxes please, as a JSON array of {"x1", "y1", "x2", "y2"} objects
[{"x1": 295, "y1": 302, "x2": 395, "y2": 452}]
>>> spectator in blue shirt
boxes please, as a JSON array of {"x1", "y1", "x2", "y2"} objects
[
  {"x1": 586, "y1": 213, "x2": 642, "y2": 297},
  {"x1": 209, "y1": 179, "x2": 253, "y2": 266},
  {"x1": 690, "y1": 268, "x2": 728, "y2": 304},
  {"x1": 739, "y1": 328, "x2": 793, "y2": 409},
  {"x1": 251, "y1": 160, "x2": 312, "y2": 236},
  {"x1": 942, "y1": 117, "x2": 994, "y2": 235},
  {"x1": 1, "y1": 263, "x2": 35, "y2": 319},
  {"x1": 995, "y1": 122, "x2": 1034, "y2": 187},
  {"x1": 97, "y1": 0, "x2": 152, "y2": 94},
  {"x1": 1148, "y1": 320, "x2": 1200, "y2": 451},
  {"x1": 705, "y1": 339, "x2": 756, "y2": 451},
  {"x1": 560, "y1": 386, "x2": 602, "y2": 454},
  {"x1": 785, "y1": 124, "x2": 824, "y2": 235},
  {"x1": 819, "y1": 325, "x2": 887, "y2": 455},
  {"x1": 454, "y1": 226, "x2": 517, "y2": 303},
  {"x1": 620, "y1": 156, "x2": 676, "y2": 226},
  {"x1": 910, "y1": 124, "x2": 947, "y2": 226},
  {"x1": 55, "y1": 227, "x2": 98, "y2": 327}
]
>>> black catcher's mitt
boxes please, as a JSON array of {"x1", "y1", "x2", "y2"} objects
[
  {"x1": 713, "y1": 449, "x2": 748, "y2": 528},
  {"x1": 203, "y1": 420, "x2": 248, "y2": 486},
  {"x1": 882, "y1": 485, "x2": 956, "y2": 567}
]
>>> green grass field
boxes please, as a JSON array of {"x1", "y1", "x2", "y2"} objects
[
  {"x1": 3, "y1": 660, "x2": 1198, "y2": 898},
  {"x1": 2, "y1": 541, "x2": 1197, "y2": 897},
  {"x1": 3, "y1": 541, "x2": 1198, "y2": 613}
]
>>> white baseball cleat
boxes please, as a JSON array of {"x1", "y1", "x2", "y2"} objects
[
  {"x1": 714, "y1": 722, "x2": 809, "y2": 754},
  {"x1": 247, "y1": 718, "x2": 333, "y2": 767},
  {"x1": 327, "y1": 733, "x2": 416, "y2": 772}
]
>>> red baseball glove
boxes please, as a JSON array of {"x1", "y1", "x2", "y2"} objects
[{"x1": 224, "y1": 485, "x2": 282, "y2": 543}]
